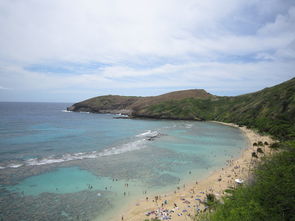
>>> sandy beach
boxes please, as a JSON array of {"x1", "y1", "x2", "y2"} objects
[{"x1": 114, "y1": 122, "x2": 274, "y2": 221}]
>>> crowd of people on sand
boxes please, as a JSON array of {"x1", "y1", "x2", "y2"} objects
[
  {"x1": 117, "y1": 126, "x2": 273, "y2": 221},
  {"x1": 84, "y1": 128, "x2": 270, "y2": 221},
  {"x1": 85, "y1": 152, "x2": 252, "y2": 221},
  {"x1": 142, "y1": 190, "x2": 210, "y2": 220},
  {"x1": 135, "y1": 144, "x2": 268, "y2": 220}
]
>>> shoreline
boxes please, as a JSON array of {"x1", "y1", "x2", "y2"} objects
[{"x1": 114, "y1": 121, "x2": 274, "y2": 221}]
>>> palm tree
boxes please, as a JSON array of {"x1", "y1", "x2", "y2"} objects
[{"x1": 203, "y1": 193, "x2": 219, "y2": 212}]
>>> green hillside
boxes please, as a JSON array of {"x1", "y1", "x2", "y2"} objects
[
  {"x1": 67, "y1": 89, "x2": 214, "y2": 115},
  {"x1": 195, "y1": 142, "x2": 295, "y2": 221},
  {"x1": 69, "y1": 78, "x2": 295, "y2": 221},
  {"x1": 135, "y1": 78, "x2": 295, "y2": 140},
  {"x1": 67, "y1": 95, "x2": 139, "y2": 114},
  {"x1": 68, "y1": 78, "x2": 295, "y2": 140}
]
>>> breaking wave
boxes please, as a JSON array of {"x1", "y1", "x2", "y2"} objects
[
  {"x1": 185, "y1": 124, "x2": 193, "y2": 129},
  {"x1": 25, "y1": 139, "x2": 147, "y2": 166},
  {"x1": 61, "y1": 110, "x2": 72, "y2": 113},
  {"x1": 6, "y1": 164, "x2": 23, "y2": 168},
  {"x1": 0, "y1": 137, "x2": 151, "y2": 169},
  {"x1": 136, "y1": 130, "x2": 159, "y2": 138},
  {"x1": 0, "y1": 129, "x2": 163, "y2": 169},
  {"x1": 62, "y1": 110, "x2": 90, "y2": 114}
]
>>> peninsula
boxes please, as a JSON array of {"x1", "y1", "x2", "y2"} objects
[{"x1": 68, "y1": 77, "x2": 295, "y2": 141}]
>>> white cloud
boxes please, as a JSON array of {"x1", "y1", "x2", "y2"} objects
[
  {"x1": 2, "y1": 0, "x2": 293, "y2": 62},
  {"x1": 0, "y1": 86, "x2": 10, "y2": 90},
  {"x1": 0, "y1": 0, "x2": 294, "y2": 101}
]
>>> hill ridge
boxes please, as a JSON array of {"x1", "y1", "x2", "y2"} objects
[
  {"x1": 67, "y1": 88, "x2": 215, "y2": 115},
  {"x1": 68, "y1": 77, "x2": 295, "y2": 140}
]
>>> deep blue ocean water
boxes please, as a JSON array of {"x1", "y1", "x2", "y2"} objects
[{"x1": 0, "y1": 102, "x2": 248, "y2": 221}]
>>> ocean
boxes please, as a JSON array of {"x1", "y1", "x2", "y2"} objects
[{"x1": 0, "y1": 102, "x2": 248, "y2": 221}]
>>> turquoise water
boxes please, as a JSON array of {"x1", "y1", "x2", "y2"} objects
[
  {"x1": 9, "y1": 167, "x2": 112, "y2": 195},
  {"x1": 0, "y1": 102, "x2": 248, "y2": 221}
]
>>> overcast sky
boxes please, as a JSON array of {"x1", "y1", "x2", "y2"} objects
[{"x1": 0, "y1": 0, "x2": 294, "y2": 102}]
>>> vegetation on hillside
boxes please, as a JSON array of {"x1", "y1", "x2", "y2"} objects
[
  {"x1": 195, "y1": 142, "x2": 295, "y2": 221},
  {"x1": 69, "y1": 78, "x2": 295, "y2": 221},
  {"x1": 68, "y1": 78, "x2": 295, "y2": 140},
  {"x1": 67, "y1": 89, "x2": 214, "y2": 114},
  {"x1": 67, "y1": 95, "x2": 139, "y2": 113},
  {"x1": 135, "y1": 78, "x2": 295, "y2": 140},
  {"x1": 134, "y1": 78, "x2": 295, "y2": 221}
]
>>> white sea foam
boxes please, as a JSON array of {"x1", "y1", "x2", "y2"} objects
[
  {"x1": 23, "y1": 138, "x2": 148, "y2": 167},
  {"x1": 185, "y1": 124, "x2": 193, "y2": 128},
  {"x1": 26, "y1": 157, "x2": 67, "y2": 166},
  {"x1": 1, "y1": 133, "x2": 154, "y2": 169},
  {"x1": 99, "y1": 139, "x2": 146, "y2": 157},
  {"x1": 3, "y1": 131, "x2": 153, "y2": 169},
  {"x1": 79, "y1": 111, "x2": 90, "y2": 114},
  {"x1": 115, "y1": 113, "x2": 129, "y2": 118},
  {"x1": 136, "y1": 130, "x2": 159, "y2": 138},
  {"x1": 62, "y1": 110, "x2": 72, "y2": 113},
  {"x1": 25, "y1": 152, "x2": 99, "y2": 166},
  {"x1": 115, "y1": 113, "x2": 128, "y2": 117},
  {"x1": 8, "y1": 164, "x2": 23, "y2": 168}
]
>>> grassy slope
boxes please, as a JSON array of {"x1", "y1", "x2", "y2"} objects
[
  {"x1": 137, "y1": 78, "x2": 295, "y2": 140},
  {"x1": 68, "y1": 89, "x2": 215, "y2": 114},
  {"x1": 68, "y1": 95, "x2": 140, "y2": 112},
  {"x1": 199, "y1": 143, "x2": 295, "y2": 221},
  {"x1": 69, "y1": 78, "x2": 295, "y2": 140},
  {"x1": 138, "y1": 78, "x2": 295, "y2": 220}
]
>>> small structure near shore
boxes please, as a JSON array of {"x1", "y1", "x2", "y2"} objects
[{"x1": 235, "y1": 179, "x2": 244, "y2": 184}]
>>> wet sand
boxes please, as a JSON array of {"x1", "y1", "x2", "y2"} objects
[{"x1": 114, "y1": 122, "x2": 274, "y2": 221}]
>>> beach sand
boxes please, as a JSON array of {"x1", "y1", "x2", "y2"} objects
[{"x1": 114, "y1": 122, "x2": 274, "y2": 221}]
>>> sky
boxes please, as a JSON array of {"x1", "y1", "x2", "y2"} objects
[{"x1": 0, "y1": 0, "x2": 295, "y2": 102}]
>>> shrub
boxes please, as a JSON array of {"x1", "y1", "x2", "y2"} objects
[
  {"x1": 270, "y1": 142, "x2": 280, "y2": 150},
  {"x1": 257, "y1": 148, "x2": 264, "y2": 154},
  {"x1": 199, "y1": 144, "x2": 295, "y2": 221},
  {"x1": 203, "y1": 194, "x2": 219, "y2": 212},
  {"x1": 252, "y1": 152, "x2": 258, "y2": 158}
]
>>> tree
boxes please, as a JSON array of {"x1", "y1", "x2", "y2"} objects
[
  {"x1": 252, "y1": 152, "x2": 258, "y2": 158},
  {"x1": 257, "y1": 148, "x2": 264, "y2": 154},
  {"x1": 269, "y1": 142, "x2": 279, "y2": 150},
  {"x1": 203, "y1": 194, "x2": 219, "y2": 212}
]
